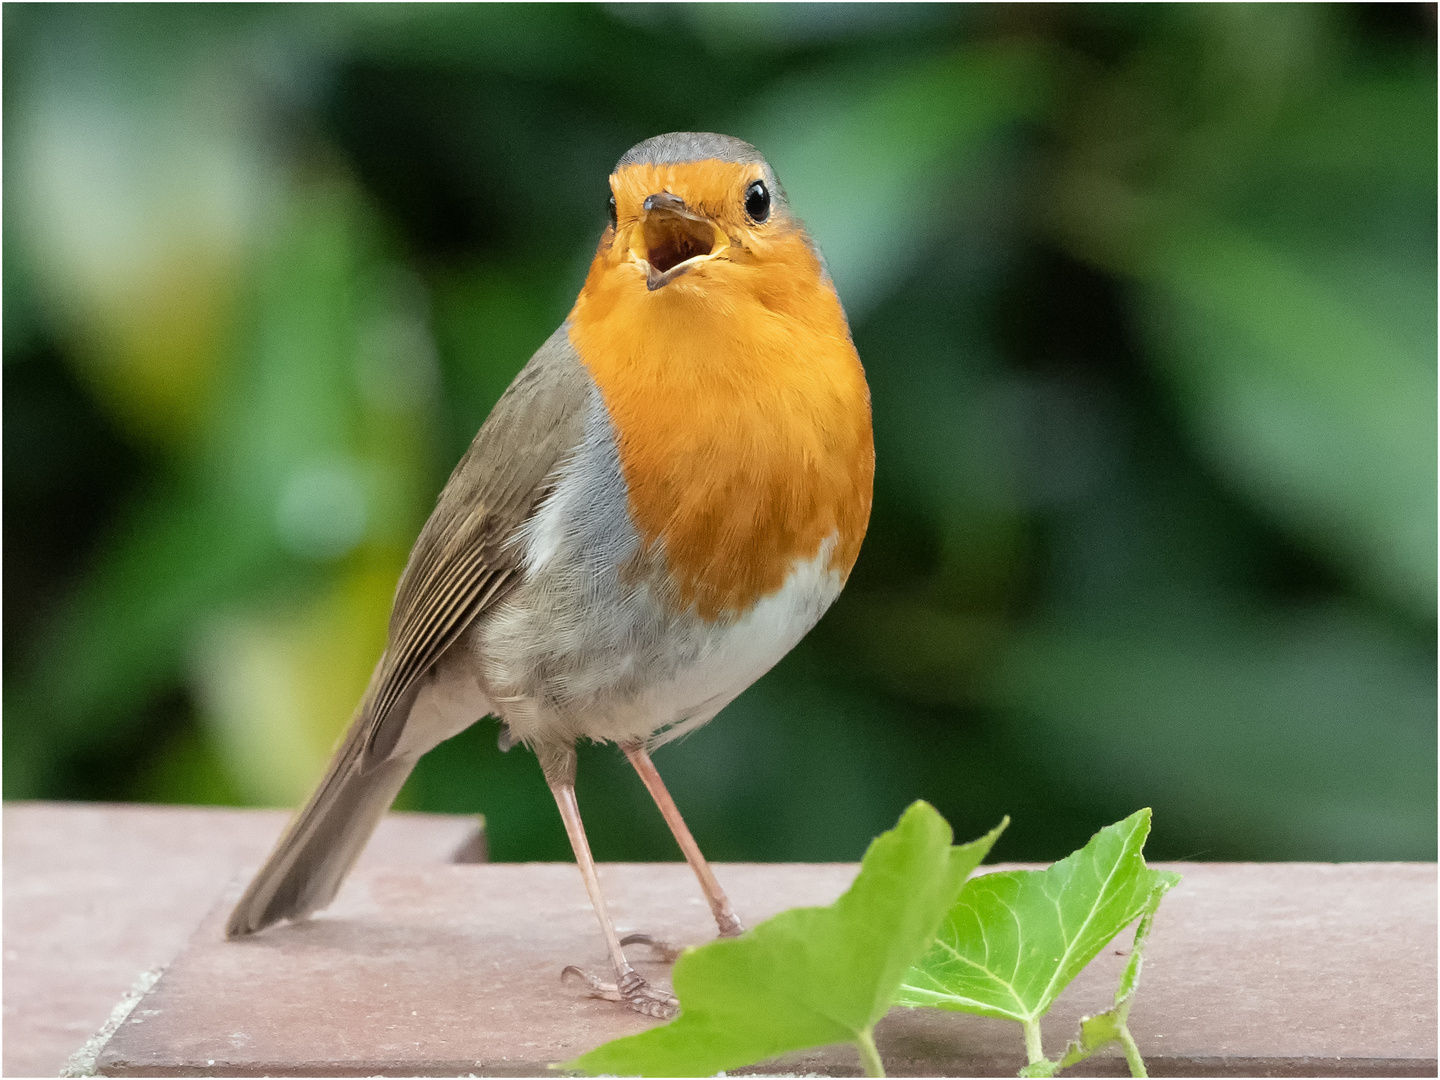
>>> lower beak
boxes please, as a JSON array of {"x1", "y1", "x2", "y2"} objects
[{"x1": 633, "y1": 193, "x2": 728, "y2": 291}]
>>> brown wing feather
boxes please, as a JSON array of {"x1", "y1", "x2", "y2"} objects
[{"x1": 360, "y1": 324, "x2": 592, "y2": 766}]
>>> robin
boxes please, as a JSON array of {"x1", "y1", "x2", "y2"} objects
[{"x1": 226, "y1": 132, "x2": 875, "y2": 1018}]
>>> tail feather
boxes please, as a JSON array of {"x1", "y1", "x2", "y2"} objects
[{"x1": 226, "y1": 714, "x2": 416, "y2": 938}]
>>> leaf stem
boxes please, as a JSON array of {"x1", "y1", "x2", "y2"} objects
[
  {"x1": 855, "y1": 1027, "x2": 886, "y2": 1078},
  {"x1": 1118, "y1": 1025, "x2": 1147, "y2": 1078},
  {"x1": 1023, "y1": 1019, "x2": 1044, "y2": 1065}
]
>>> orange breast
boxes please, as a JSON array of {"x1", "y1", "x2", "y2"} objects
[{"x1": 568, "y1": 228, "x2": 874, "y2": 621}]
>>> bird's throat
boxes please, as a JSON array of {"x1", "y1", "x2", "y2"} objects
[
  {"x1": 635, "y1": 213, "x2": 727, "y2": 290},
  {"x1": 642, "y1": 214, "x2": 717, "y2": 275}
]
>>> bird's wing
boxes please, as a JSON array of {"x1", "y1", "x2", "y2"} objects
[{"x1": 359, "y1": 324, "x2": 592, "y2": 768}]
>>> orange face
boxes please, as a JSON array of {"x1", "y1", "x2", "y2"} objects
[
  {"x1": 600, "y1": 160, "x2": 796, "y2": 298},
  {"x1": 569, "y1": 157, "x2": 874, "y2": 620}
]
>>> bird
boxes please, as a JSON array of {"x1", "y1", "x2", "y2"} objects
[{"x1": 225, "y1": 131, "x2": 875, "y2": 1018}]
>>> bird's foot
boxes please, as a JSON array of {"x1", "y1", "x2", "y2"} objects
[
  {"x1": 716, "y1": 913, "x2": 746, "y2": 938},
  {"x1": 561, "y1": 965, "x2": 679, "y2": 1019}
]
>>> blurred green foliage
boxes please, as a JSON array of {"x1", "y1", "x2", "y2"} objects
[{"x1": 4, "y1": 4, "x2": 1434, "y2": 862}]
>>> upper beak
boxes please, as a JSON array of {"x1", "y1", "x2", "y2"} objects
[
  {"x1": 642, "y1": 192, "x2": 692, "y2": 216},
  {"x1": 632, "y1": 193, "x2": 729, "y2": 291}
]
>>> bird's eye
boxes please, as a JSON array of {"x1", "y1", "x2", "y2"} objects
[
  {"x1": 608, "y1": 194, "x2": 617, "y2": 228},
  {"x1": 744, "y1": 180, "x2": 770, "y2": 223}
]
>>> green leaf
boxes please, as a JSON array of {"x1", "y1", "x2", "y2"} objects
[
  {"x1": 896, "y1": 808, "x2": 1178, "y2": 1062},
  {"x1": 565, "y1": 803, "x2": 1006, "y2": 1078},
  {"x1": 1020, "y1": 879, "x2": 1172, "y2": 1078}
]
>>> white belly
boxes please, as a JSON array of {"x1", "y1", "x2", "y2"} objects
[
  {"x1": 477, "y1": 531, "x2": 843, "y2": 750},
  {"x1": 633, "y1": 536, "x2": 842, "y2": 747}
]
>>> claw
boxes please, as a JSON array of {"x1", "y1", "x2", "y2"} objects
[
  {"x1": 562, "y1": 965, "x2": 678, "y2": 1019},
  {"x1": 620, "y1": 932, "x2": 684, "y2": 963},
  {"x1": 561, "y1": 965, "x2": 622, "y2": 1001}
]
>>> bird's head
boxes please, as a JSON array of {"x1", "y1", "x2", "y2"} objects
[{"x1": 581, "y1": 132, "x2": 826, "y2": 309}]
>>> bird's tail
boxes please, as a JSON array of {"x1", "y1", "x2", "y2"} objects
[{"x1": 225, "y1": 701, "x2": 415, "y2": 939}]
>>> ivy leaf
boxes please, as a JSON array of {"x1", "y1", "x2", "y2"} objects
[
  {"x1": 896, "y1": 808, "x2": 1179, "y2": 1070},
  {"x1": 565, "y1": 803, "x2": 1007, "y2": 1078},
  {"x1": 1020, "y1": 879, "x2": 1172, "y2": 1078}
]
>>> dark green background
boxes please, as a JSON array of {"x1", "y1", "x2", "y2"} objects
[{"x1": 5, "y1": 4, "x2": 1435, "y2": 864}]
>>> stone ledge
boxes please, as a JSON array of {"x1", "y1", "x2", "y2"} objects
[
  {"x1": 3, "y1": 802, "x2": 483, "y2": 1077},
  {"x1": 95, "y1": 860, "x2": 1436, "y2": 1077},
  {"x1": 6, "y1": 804, "x2": 1434, "y2": 1077}
]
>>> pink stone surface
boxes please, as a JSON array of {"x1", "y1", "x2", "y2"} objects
[
  {"x1": 3, "y1": 802, "x2": 482, "y2": 1077},
  {"x1": 91, "y1": 860, "x2": 1436, "y2": 1077}
]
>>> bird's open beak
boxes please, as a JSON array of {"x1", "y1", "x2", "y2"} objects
[{"x1": 632, "y1": 192, "x2": 729, "y2": 291}]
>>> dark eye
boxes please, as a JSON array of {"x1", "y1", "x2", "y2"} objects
[
  {"x1": 744, "y1": 180, "x2": 770, "y2": 223},
  {"x1": 608, "y1": 194, "x2": 617, "y2": 228}
]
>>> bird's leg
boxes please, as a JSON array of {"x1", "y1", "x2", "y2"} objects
[
  {"x1": 540, "y1": 744, "x2": 679, "y2": 1020},
  {"x1": 623, "y1": 742, "x2": 745, "y2": 939}
]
